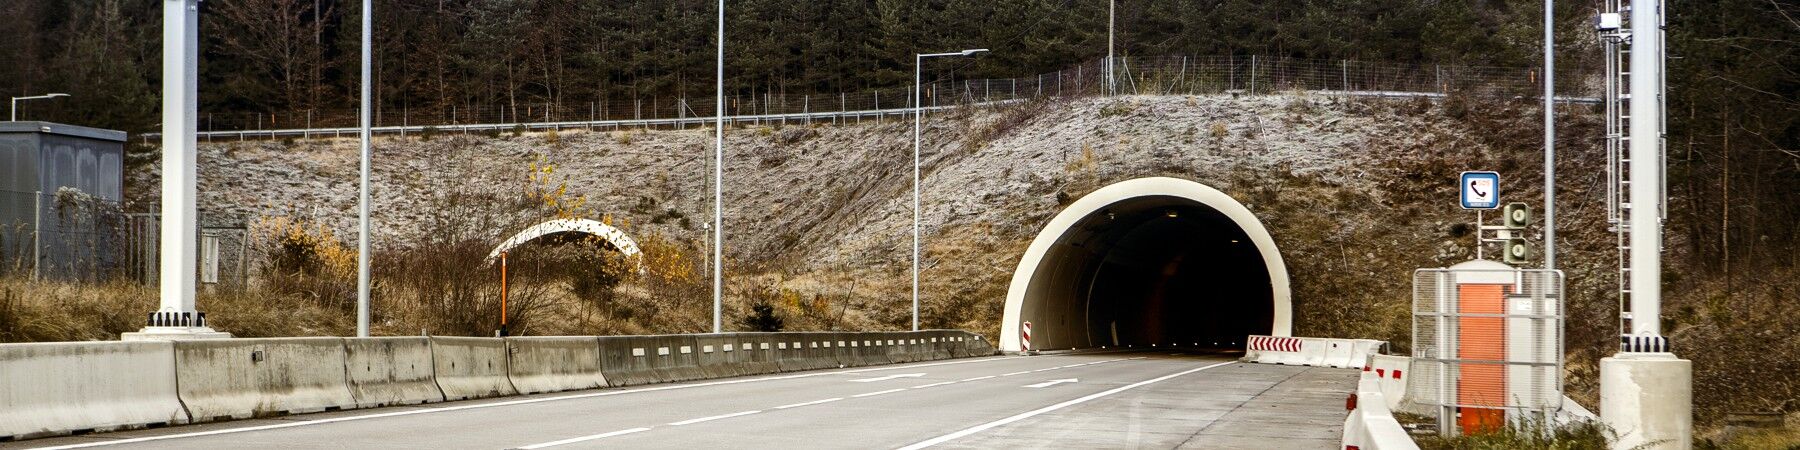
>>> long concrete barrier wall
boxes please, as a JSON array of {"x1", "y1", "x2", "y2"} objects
[
  {"x1": 345, "y1": 337, "x2": 445, "y2": 408},
  {"x1": 175, "y1": 337, "x2": 358, "y2": 422},
  {"x1": 429, "y1": 336, "x2": 517, "y2": 401},
  {"x1": 0, "y1": 342, "x2": 189, "y2": 440},
  {"x1": 506, "y1": 337, "x2": 607, "y2": 394},
  {"x1": 0, "y1": 330, "x2": 991, "y2": 441}
]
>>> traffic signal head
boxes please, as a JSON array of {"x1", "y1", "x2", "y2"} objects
[{"x1": 1503, "y1": 203, "x2": 1532, "y2": 229}]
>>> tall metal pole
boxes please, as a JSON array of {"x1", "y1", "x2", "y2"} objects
[
  {"x1": 1542, "y1": 0, "x2": 1557, "y2": 271},
  {"x1": 356, "y1": 0, "x2": 372, "y2": 337},
  {"x1": 127, "y1": 0, "x2": 225, "y2": 340},
  {"x1": 913, "y1": 54, "x2": 922, "y2": 332},
  {"x1": 1107, "y1": 0, "x2": 1115, "y2": 96},
  {"x1": 712, "y1": 0, "x2": 724, "y2": 334},
  {"x1": 1626, "y1": 0, "x2": 1662, "y2": 339},
  {"x1": 159, "y1": 0, "x2": 199, "y2": 321}
]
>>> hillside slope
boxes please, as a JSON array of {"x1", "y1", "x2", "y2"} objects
[{"x1": 122, "y1": 94, "x2": 1796, "y2": 431}]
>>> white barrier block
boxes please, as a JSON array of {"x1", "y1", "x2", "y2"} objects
[
  {"x1": 0, "y1": 342, "x2": 189, "y2": 439},
  {"x1": 175, "y1": 338, "x2": 356, "y2": 421}
]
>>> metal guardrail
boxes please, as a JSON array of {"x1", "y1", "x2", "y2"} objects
[{"x1": 143, "y1": 91, "x2": 1598, "y2": 142}]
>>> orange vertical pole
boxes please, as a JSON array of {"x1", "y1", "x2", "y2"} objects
[{"x1": 500, "y1": 251, "x2": 509, "y2": 336}]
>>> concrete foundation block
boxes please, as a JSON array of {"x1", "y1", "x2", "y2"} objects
[{"x1": 1601, "y1": 353, "x2": 1692, "y2": 450}]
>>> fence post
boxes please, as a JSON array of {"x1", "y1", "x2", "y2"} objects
[
  {"x1": 1343, "y1": 60, "x2": 1350, "y2": 95},
  {"x1": 874, "y1": 90, "x2": 879, "y2": 124},
  {"x1": 1436, "y1": 64, "x2": 1444, "y2": 93},
  {"x1": 1179, "y1": 56, "x2": 1188, "y2": 94},
  {"x1": 1037, "y1": 74, "x2": 1043, "y2": 97},
  {"x1": 1250, "y1": 55, "x2": 1258, "y2": 95},
  {"x1": 803, "y1": 95, "x2": 809, "y2": 126},
  {"x1": 32, "y1": 190, "x2": 41, "y2": 281}
]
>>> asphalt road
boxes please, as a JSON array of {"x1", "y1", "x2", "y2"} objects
[{"x1": 13, "y1": 350, "x2": 1356, "y2": 450}]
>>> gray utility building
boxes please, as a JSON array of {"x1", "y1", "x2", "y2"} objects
[{"x1": 0, "y1": 121, "x2": 128, "y2": 280}]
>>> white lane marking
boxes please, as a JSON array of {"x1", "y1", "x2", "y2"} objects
[
  {"x1": 1000, "y1": 371, "x2": 1031, "y2": 376},
  {"x1": 774, "y1": 397, "x2": 844, "y2": 410},
  {"x1": 30, "y1": 356, "x2": 1029, "y2": 449},
  {"x1": 1060, "y1": 364, "x2": 1084, "y2": 368},
  {"x1": 959, "y1": 375, "x2": 995, "y2": 382},
  {"x1": 514, "y1": 427, "x2": 652, "y2": 449},
  {"x1": 1021, "y1": 378, "x2": 1078, "y2": 388},
  {"x1": 668, "y1": 410, "x2": 761, "y2": 426},
  {"x1": 852, "y1": 388, "x2": 908, "y2": 398},
  {"x1": 911, "y1": 381, "x2": 957, "y2": 389},
  {"x1": 1030, "y1": 368, "x2": 1057, "y2": 372},
  {"x1": 849, "y1": 373, "x2": 926, "y2": 383},
  {"x1": 897, "y1": 361, "x2": 1234, "y2": 450}
]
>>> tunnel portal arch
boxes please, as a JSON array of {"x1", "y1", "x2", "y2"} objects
[{"x1": 999, "y1": 177, "x2": 1290, "y2": 352}]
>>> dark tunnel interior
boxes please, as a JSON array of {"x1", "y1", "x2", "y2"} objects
[{"x1": 1021, "y1": 195, "x2": 1274, "y2": 350}]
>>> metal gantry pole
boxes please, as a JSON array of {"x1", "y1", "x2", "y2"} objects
[
  {"x1": 1543, "y1": 0, "x2": 1557, "y2": 271},
  {"x1": 159, "y1": 0, "x2": 201, "y2": 321},
  {"x1": 356, "y1": 0, "x2": 372, "y2": 337},
  {"x1": 712, "y1": 0, "x2": 725, "y2": 334}
]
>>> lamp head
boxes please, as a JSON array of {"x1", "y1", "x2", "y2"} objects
[{"x1": 960, "y1": 49, "x2": 989, "y2": 56}]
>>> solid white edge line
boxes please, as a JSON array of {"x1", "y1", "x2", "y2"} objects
[
  {"x1": 852, "y1": 388, "x2": 908, "y2": 398},
  {"x1": 28, "y1": 355, "x2": 1028, "y2": 450},
  {"x1": 911, "y1": 381, "x2": 956, "y2": 389},
  {"x1": 1001, "y1": 371, "x2": 1030, "y2": 376},
  {"x1": 958, "y1": 375, "x2": 995, "y2": 382},
  {"x1": 668, "y1": 410, "x2": 762, "y2": 426},
  {"x1": 514, "y1": 427, "x2": 652, "y2": 449},
  {"x1": 774, "y1": 397, "x2": 845, "y2": 410},
  {"x1": 895, "y1": 361, "x2": 1234, "y2": 450}
]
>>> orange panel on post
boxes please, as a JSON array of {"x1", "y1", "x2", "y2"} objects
[{"x1": 1457, "y1": 283, "x2": 1507, "y2": 434}]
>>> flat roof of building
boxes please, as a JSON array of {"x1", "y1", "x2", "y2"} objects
[{"x1": 0, "y1": 121, "x2": 128, "y2": 142}]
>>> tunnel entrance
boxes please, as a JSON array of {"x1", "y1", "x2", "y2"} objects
[{"x1": 999, "y1": 177, "x2": 1290, "y2": 352}]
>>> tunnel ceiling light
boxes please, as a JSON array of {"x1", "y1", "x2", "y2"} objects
[{"x1": 1164, "y1": 209, "x2": 1179, "y2": 218}]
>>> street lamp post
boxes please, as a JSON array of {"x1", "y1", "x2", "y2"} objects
[
  {"x1": 10, "y1": 93, "x2": 69, "y2": 121},
  {"x1": 356, "y1": 0, "x2": 372, "y2": 337},
  {"x1": 913, "y1": 48, "x2": 987, "y2": 332},
  {"x1": 713, "y1": 0, "x2": 725, "y2": 334}
]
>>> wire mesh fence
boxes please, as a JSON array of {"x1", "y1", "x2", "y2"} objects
[
  {"x1": 0, "y1": 188, "x2": 130, "y2": 282},
  {"x1": 173, "y1": 55, "x2": 1597, "y2": 139},
  {"x1": 1411, "y1": 267, "x2": 1565, "y2": 433}
]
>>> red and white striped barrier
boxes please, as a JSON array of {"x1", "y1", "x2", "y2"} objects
[
  {"x1": 1019, "y1": 321, "x2": 1033, "y2": 354},
  {"x1": 1243, "y1": 335, "x2": 1385, "y2": 369},
  {"x1": 1248, "y1": 335, "x2": 1301, "y2": 352}
]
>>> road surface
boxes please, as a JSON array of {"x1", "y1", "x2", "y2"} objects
[{"x1": 12, "y1": 350, "x2": 1356, "y2": 449}]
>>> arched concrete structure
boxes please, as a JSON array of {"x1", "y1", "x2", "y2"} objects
[
  {"x1": 999, "y1": 177, "x2": 1290, "y2": 352},
  {"x1": 486, "y1": 218, "x2": 642, "y2": 261}
]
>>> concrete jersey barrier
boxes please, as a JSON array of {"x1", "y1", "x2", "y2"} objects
[
  {"x1": 0, "y1": 341, "x2": 189, "y2": 440},
  {"x1": 344, "y1": 337, "x2": 445, "y2": 408},
  {"x1": 506, "y1": 337, "x2": 607, "y2": 394},
  {"x1": 1, "y1": 329, "x2": 990, "y2": 443},
  {"x1": 429, "y1": 337, "x2": 518, "y2": 400},
  {"x1": 1245, "y1": 335, "x2": 1385, "y2": 369},
  {"x1": 1341, "y1": 371, "x2": 1422, "y2": 450},
  {"x1": 174, "y1": 337, "x2": 357, "y2": 421}
]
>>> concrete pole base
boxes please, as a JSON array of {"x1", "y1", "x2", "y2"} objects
[
  {"x1": 1601, "y1": 352, "x2": 1692, "y2": 450},
  {"x1": 121, "y1": 327, "x2": 233, "y2": 341}
]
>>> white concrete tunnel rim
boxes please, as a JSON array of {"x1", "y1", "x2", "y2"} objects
[{"x1": 998, "y1": 177, "x2": 1292, "y2": 352}]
